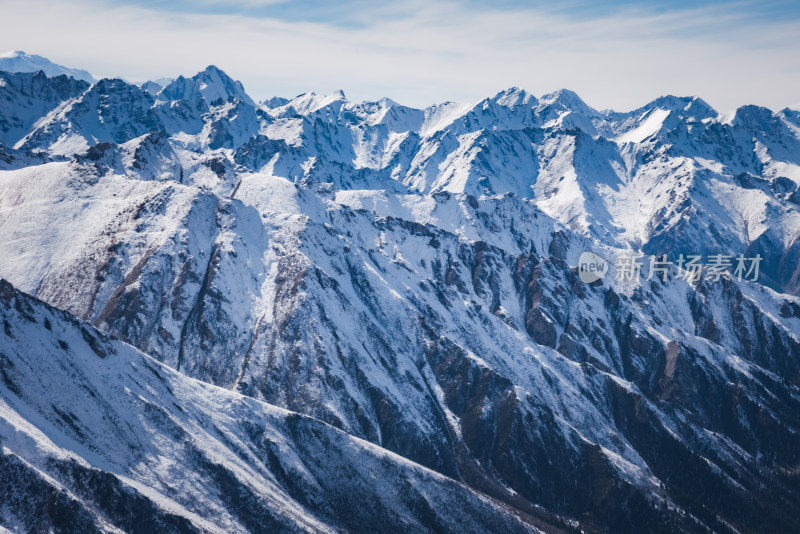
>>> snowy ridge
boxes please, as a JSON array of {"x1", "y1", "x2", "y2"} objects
[
  {"x1": 1, "y1": 61, "x2": 800, "y2": 532},
  {"x1": 4, "y1": 64, "x2": 797, "y2": 294}
]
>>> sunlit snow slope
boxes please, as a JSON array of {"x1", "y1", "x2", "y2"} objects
[{"x1": 1, "y1": 64, "x2": 800, "y2": 533}]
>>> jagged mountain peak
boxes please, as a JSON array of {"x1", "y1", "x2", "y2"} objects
[
  {"x1": 139, "y1": 80, "x2": 164, "y2": 96},
  {"x1": 197, "y1": 65, "x2": 252, "y2": 101},
  {"x1": 157, "y1": 65, "x2": 254, "y2": 106},
  {"x1": 491, "y1": 86, "x2": 537, "y2": 107},
  {"x1": 420, "y1": 88, "x2": 541, "y2": 136},
  {"x1": 377, "y1": 96, "x2": 398, "y2": 108},
  {"x1": 633, "y1": 94, "x2": 717, "y2": 122},
  {"x1": 16, "y1": 76, "x2": 158, "y2": 155},
  {"x1": 539, "y1": 88, "x2": 596, "y2": 115},
  {"x1": 0, "y1": 70, "x2": 90, "y2": 146},
  {"x1": 90, "y1": 76, "x2": 146, "y2": 94},
  {"x1": 275, "y1": 89, "x2": 348, "y2": 116},
  {"x1": 719, "y1": 103, "x2": 780, "y2": 128},
  {"x1": 138, "y1": 78, "x2": 174, "y2": 96},
  {"x1": 650, "y1": 94, "x2": 713, "y2": 111},
  {"x1": 262, "y1": 95, "x2": 290, "y2": 108},
  {"x1": 606, "y1": 95, "x2": 717, "y2": 144},
  {"x1": 201, "y1": 64, "x2": 225, "y2": 75}
]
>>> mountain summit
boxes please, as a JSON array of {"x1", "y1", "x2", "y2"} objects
[{"x1": 158, "y1": 64, "x2": 254, "y2": 106}]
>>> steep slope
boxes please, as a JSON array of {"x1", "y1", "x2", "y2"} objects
[
  {"x1": 0, "y1": 279, "x2": 546, "y2": 533},
  {"x1": 18, "y1": 78, "x2": 160, "y2": 156},
  {"x1": 0, "y1": 70, "x2": 90, "y2": 147},
  {"x1": 3, "y1": 158, "x2": 800, "y2": 531}
]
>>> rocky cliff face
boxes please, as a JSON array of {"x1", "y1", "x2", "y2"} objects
[
  {"x1": 0, "y1": 70, "x2": 89, "y2": 149},
  {"x1": 1, "y1": 67, "x2": 800, "y2": 532},
  {"x1": 0, "y1": 280, "x2": 543, "y2": 533}
]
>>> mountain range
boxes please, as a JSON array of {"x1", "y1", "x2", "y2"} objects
[{"x1": 1, "y1": 58, "x2": 800, "y2": 533}]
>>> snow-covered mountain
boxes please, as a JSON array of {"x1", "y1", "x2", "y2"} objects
[
  {"x1": 0, "y1": 50, "x2": 95, "y2": 83},
  {"x1": 2, "y1": 63, "x2": 800, "y2": 532},
  {"x1": 0, "y1": 70, "x2": 90, "y2": 150},
  {"x1": 0, "y1": 280, "x2": 542, "y2": 533}
]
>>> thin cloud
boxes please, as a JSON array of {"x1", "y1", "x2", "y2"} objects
[{"x1": 0, "y1": 0, "x2": 798, "y2": 111}]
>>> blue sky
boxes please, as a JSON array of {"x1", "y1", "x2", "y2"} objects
[
  {"x1": 1, "y1": 0, "x2": 798, "y2": 111},
  {"x1": 105, "y1": 0, "x2": 800, "y2": 24}
]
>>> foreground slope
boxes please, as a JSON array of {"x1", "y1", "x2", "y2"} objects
[{"x1": 0, "y1": 280, "x2": 544, "y2": 533}]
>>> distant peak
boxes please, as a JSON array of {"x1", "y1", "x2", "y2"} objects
[
  {"x1": 539, "y1": 89, "x2": 595, "y2": 115},
  {"x1": 263, "y1": 96, "x2": 289, "y2": 108},
  {"x1": 541, "y1": 88, "x2": 582, "y2": 104},
  {"x1": 0, "y1": 50, "x2": 95, "y2": 83},
  {"x1": 198, "y1": 65, "x2": 230, "y2": 81},
  {"x1": 724, "y1": 104, "x2": 777, "y2": 127},
  {"x1": 643, "y1": 95, "x2": 717, "y2": 119},
  {"x1": 158, "y1": 65, "x2": 254, "y2": 106},
  {"x1": 139, "y1": 80, "x2": 164, "y2": 96},
  {"x1": 492, "y1": 87, "x2": 536, "y2": 107},
  {"x1": 279, "y1": 90, "x2": 348, "y2": 116},
  {"x1": 195, "y1": 65, "x2": 234, "y2": 83}
]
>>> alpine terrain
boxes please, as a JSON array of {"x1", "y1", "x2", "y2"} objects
[{"x1": 1, "y1": 59, "x2": 800, "y2": 533}]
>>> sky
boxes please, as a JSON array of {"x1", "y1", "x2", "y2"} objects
[{"x1": 1, "y1": 0, "x2": 799, "y2": 112}]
